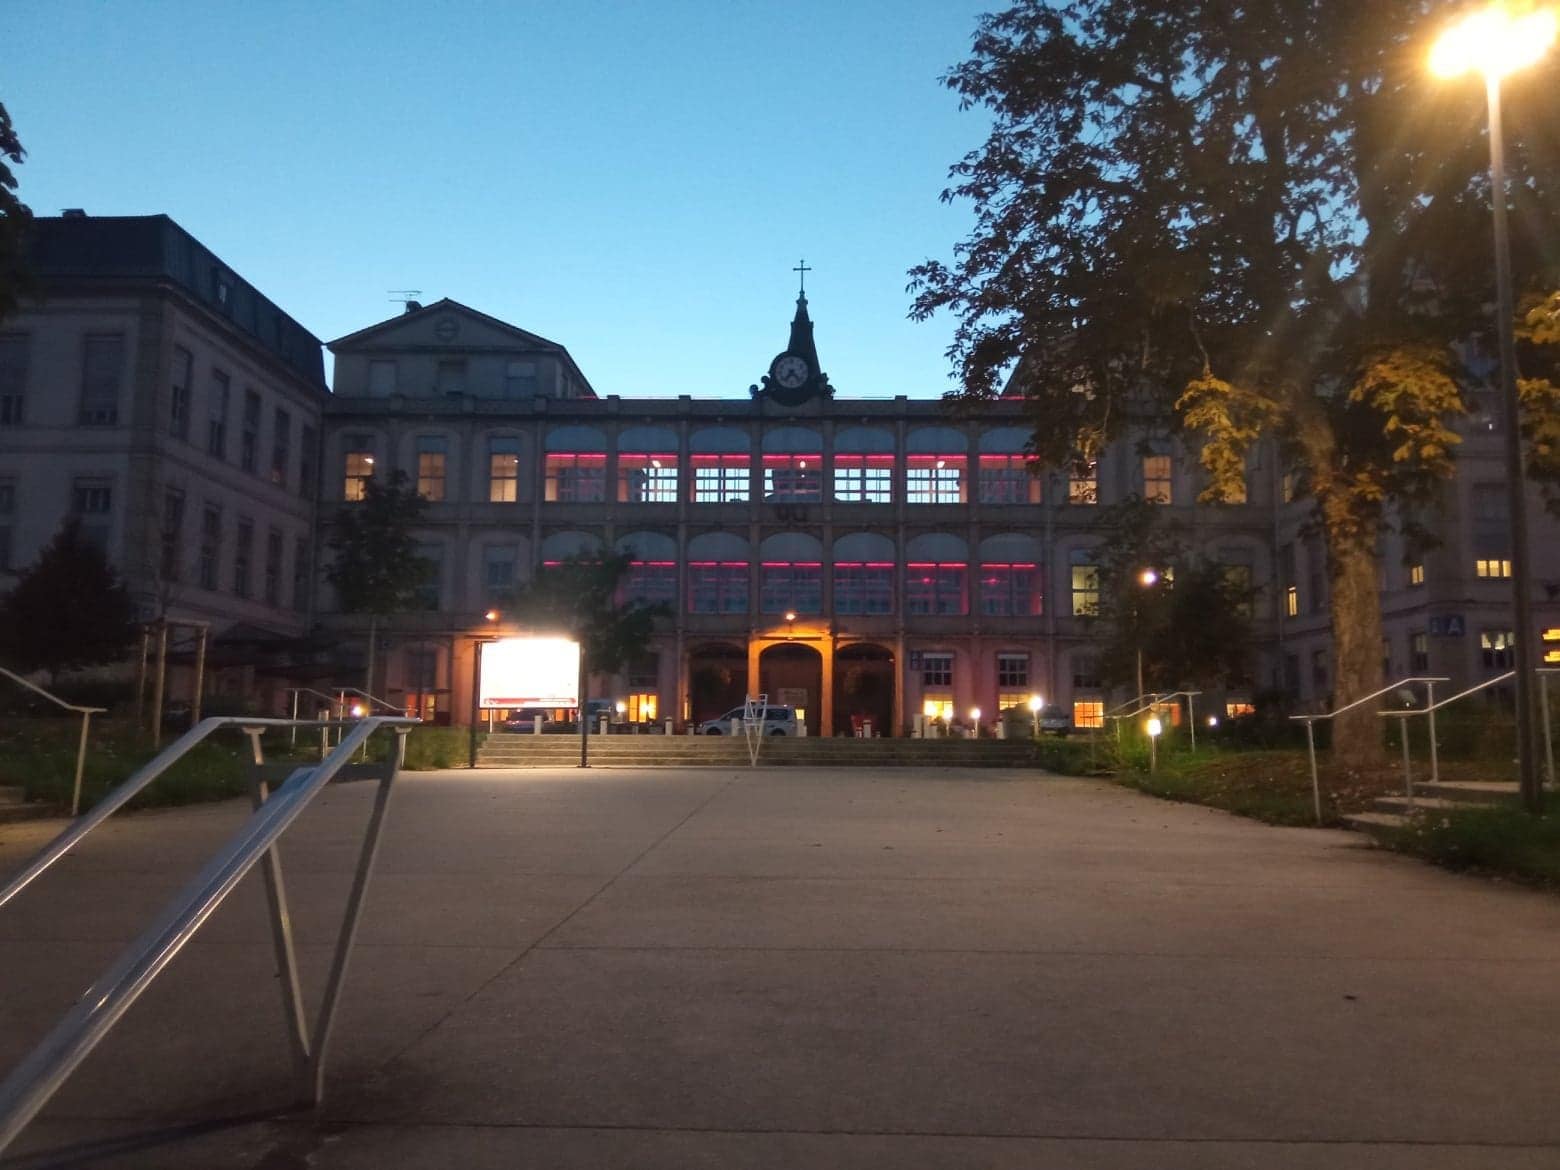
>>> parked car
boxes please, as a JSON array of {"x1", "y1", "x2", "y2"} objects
[
  {"x1": 1037, "y1": 705, "x2": 1074, "y2": 736},
  {"x1": 697, "y1": 705, "x2": 799, "y2": 736}
]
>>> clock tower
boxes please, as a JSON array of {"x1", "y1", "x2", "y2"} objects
[{"x1": 752, "y1": 262, "x2": 836, "y2": 406}]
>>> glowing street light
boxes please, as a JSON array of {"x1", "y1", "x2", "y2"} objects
[
  {"x1": 970, "y1": 707, "x2": 982, "y2": 738},
  {"x1": 1028, "y1": 693, "x2": 1044, "y2": 738},
  {"x1": 1431, "y1": 2, "x2": 1555, "y2": 813},
  {"x1": 1135, "y1": 569, "x2": 1161, "y2": 697},
  {"x1": 1138, "y1": 568, "x2": 1159, "y2": 587},
  {"x1": 1146, "y1": 714, "x2": 1163, "y2": 774},
  {"x1": 484, "y1": 609, "x2": 499, "y2": 622}
]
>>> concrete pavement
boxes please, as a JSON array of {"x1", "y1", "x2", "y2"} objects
[{"x1": 1, "y1": 767, "x2": 1558, "y2": 1168}]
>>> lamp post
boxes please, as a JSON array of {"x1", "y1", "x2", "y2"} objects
[
  {"x1": 1146, "y1": 715, "x2": 1163, "y2": 775},
  {"x1": 1136, "y1": 569, "x2": 1159, "y2": 699},
  {"x1": 970, "y1": 707, "x2": 982, "y2": 739},
  {"x1": 1432, "y1": 4, "x2": 1557, "y2": 813},
  {"x1": 1028, "y1": 693, "x2": 1043, "y2": 738}
]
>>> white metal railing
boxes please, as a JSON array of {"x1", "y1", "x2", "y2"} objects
[
  {"x1": 1107, "y1": 691, "x2": 1206, "y2": 749},
  {"x1": 0, "y1": 666, "x2": 107, "y2": 817},
  {"x1": 1288, "y1": 677, "x2": 1449, "y2": 825},
  {"x1": 0, "y1": 715, "x2": 420, "y2": 1156},
  {"x1": 1379, "y1": 668, "x2": 1560, "y2": 793}
]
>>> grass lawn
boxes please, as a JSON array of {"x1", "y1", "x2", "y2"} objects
[{"x1": 1380, "y1": 805, "x2": 1560, "y2": 886}]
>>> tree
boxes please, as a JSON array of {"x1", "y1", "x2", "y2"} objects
[
  {"x1": 1085, "y1": 499, "x2": 1253, "y2": 695},
  {"x1": 0, "y1": 518, "x2": 134, "y2": 675},
  {"x1": 509, "y1": 553, "x2": 666, "y2": 765},
  {"x1": 0, "y1": 100, "x2": 31, "y2": 324},
  {"x1": 323, "y1": 472, "x2": 434, "y2": 694},
  {"x1": 909, "y1": 0, "x2": 1560, "y2": 760}
]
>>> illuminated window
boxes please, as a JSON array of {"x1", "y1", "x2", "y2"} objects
[
  {"x1": 1480, "y1": 629, "x2": 1515, "y2": 671},
  {"x1": 1068, "y1": 458, "x2": 1098, "y2": 505},
  {"x1": 833, "y1": 562, "x2": 894, "y2": 614},
  {"x1": 1279, "y1": 543, "x2": 1298, "y2": 616},
  {"x1": 979, "y1": 563, "x2": 1041, "y2": 617},
  {"x1": 921, "y1": 652, "x2": 953, "y2": 686},
  {"x1": 687, "y1": 561, "x2": 749, "y2": 614},
  {"x1": 978, "y1": 455, "x2": 1038, "y2": 504},
  {"x1": 619, "y1": 454, "x2": 678, "y2": 503},
  {"x1": 416, "y1": 436, "x2": 447, "y2": 501},
  {"x1": 692, "y1": 454, "x2": 749, "y2": 502},
  {"x1": 1225, "y1": 701, "x2": 1256, "y2": 718},
  {"x1": 1069, "y1": 554, "x2": 1099, "y2": 616},
  {"x1": 488, "y1": 437, "x2": 520, "y2": 502},
  {"x1": 760, "y1": 562, "x2": 823, "y2": 615},
  {"x1": 763, "y1": 454, "x2": 822, "y2": 502},
  {"x1": 1408, "y1": 562, "x2": 1425, "y2": 586},
  {"x1": 623, "y1": 561, "x2": 677, "y2": 608},
  {"x1": 834, "y1": 455, "x2": 894, "y2": 503},
  {"x1": 1285, "y1": 586, "x2": 1299, "y2": 617},
  {"x1": 1543, "y1": 627, "x2": 1560, "y2": 664},
  {"x1": 906, "y1": 455, "x2": 965, "y2": 504},
  {"x1": 627, "y1": 691, "x2": 659, "y2": 722},
  {"x1": 1142, "y1": 454, "x2": 1172, "y2": 504},
  {"x1": 1475, "y1": 558, "x2": 1512, "y2": 579},
  {"x1": 343, "y1": 436, "x2": 374, "y2": 501},
  {"x1": 906, "y1": 562, "x2": 967, "y2": 615},
  {"x1": 996, "y1": 652, "x2": 1029, "y2": 688},
  {"x1": 545, "y1": 453, "x2": 607, "y2": 502},
  {"x1": 922, "y1": 694, "x2": 954, "y2": 721},
  {"x1": 1072, "y1": 700, "x2": 1104, "y2": 729},
  {"x1": 997, "y1": 691, "x2": 1028, "y2": 710}
]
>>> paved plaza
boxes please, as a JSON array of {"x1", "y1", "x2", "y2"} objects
[{"x1": 2, "y1": 766, "x2": 1559, "y2": 1168}]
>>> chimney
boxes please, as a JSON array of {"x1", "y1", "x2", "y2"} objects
[
  {"x1": 61, "y1": 208, "x2": 87, "y2": 218},
  {"x1": 404, "y1": 300, "x2": 423, "y2": 314}
]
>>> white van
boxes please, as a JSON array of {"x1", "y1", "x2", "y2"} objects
[{"x1": 697, "y1": 705, "x2": 800, "y2": 736}]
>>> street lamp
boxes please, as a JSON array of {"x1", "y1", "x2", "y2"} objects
[
  {"x1": 1028, "y1": 693, "x2": 1043, "y2": 738},
  {"x1": 1146, "y1": 715, "x2": 1163, "y2": 775},
  {"x1": 1135, "y1": 569, "x2": 1160, "y2": 698},
  {"x1": 1431, "y1": 3, "x2": 1556, "y2": 813},
  {"x1": 970, "y1": 707, "x2": 982, "y2": 739}
]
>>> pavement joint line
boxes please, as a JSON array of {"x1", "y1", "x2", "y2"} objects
[
  {"x1": 528, "y1": 943, "x2": 1560, "y2": 962},
  {"x1": 362, "y1": 772, "x2": 744, "y2": 1077}
]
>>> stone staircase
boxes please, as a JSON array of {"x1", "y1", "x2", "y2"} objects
[
  {"x1": 0, "y1": 784, "x2": 55, "y2": 824},
  {"x1": 1343, "y1": 780, "x2": 1523, "y2": 838},
  {"x1": 475, "y1": 734, "x2": 1050, "y2": 769}
]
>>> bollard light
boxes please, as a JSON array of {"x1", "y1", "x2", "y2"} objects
[
  {"x1": 1146, "y1": 717, "x2": 1162, "y2": 738},
  {"x1": 350, "y1": 703, "x2": 366, "y2": 718},
  {"x1": 1207, "y1": 715, "x2": 1220, "y2": 728}
]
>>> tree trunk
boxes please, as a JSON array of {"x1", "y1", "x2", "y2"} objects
[{"x1": 1324, "y1": 520, "x2": 1387, "y2": 764}]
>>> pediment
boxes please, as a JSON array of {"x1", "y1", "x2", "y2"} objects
[{"x1": 329, "y1": 298, "x2": 565, "y2": 355}]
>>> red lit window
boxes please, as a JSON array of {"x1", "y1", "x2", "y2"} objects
[
  {"x1": 978, "y1": 455, "x2": 1039, "y2": 504},
  {"x1": 619, "y1": 453, "x2": 678, "y2": 503},
  {"x1": 621, "y1": 561, "x2": 677, "y2": 607},
  {"x1": 906, "y1": 455, "x2": 965, "y2": 504},
  {"x1": 763, "y1": 455, "x2": 821, "y2": 502},
  {"x1": 691, "y1": 454, "x2": 750, "y2": 502},
  {"x1": 979, "y1": 563, "x2": 1041, "y2": 616},
  {"x1": 545, "y1": 453, "x2": 606, "y2": 502},
  {"x1": 906, "y1": 562, "x2": 967, "y2": 615},
  {"x1": 833, "y1": 562, "x2": 894, "y2": 614},
  {"x1": 833, "y1": 455, "x2": 894, "y2": 503}
]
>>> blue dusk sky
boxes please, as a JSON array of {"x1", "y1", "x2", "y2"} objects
[{"x1": 5, "y1": 1, "x2": 996, "y2": 399}]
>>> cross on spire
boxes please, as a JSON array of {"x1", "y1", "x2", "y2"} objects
[{"x1": 793, "y1": 259, "x2": 811, "y2": 295}]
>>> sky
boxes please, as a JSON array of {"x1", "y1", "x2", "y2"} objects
[{"x1": 5, "y1": 0, "x2": 995, "y2": 400}]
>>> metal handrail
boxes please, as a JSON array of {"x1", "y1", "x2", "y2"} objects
[
  {"x1": 337, "y1": 686, "x2": 403, "y2": 714},
  {"x1": 1106, "y1": 691, "x2": 1205, "y2": 748},
  {"x1": 1380, "y1": 668, "x2": 1560, "y2": 790},
  {"x1": 0, "y1": 666, "x2": 107, "y2": 817},
  {"x1": 1286, "y1": 676, "x2": 1449, "y2": 825},
  {"x1": 0, "y1": 715, "x2": 420, "y2": 1155}
]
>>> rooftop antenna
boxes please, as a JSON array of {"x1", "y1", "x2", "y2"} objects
[{"x1": 388, "y1": 289, "x2": 423, "y2": 307}]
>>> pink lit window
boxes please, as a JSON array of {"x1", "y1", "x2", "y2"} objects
[
  {"x1": 622, "y1": 561, "x2": 677, "y2": 607},
  {"x1": 833, "y1": 455, "x2": 894, "y2": 503},
  {"x1": 688, "y1": 561, "x2": 749, "y2": 614},
  {"x1": 544, "y1": 453, "x2": 606, "y2": 502},
  {"x1": 763, "y1": 455, "x2": 822, "y2": 503},
  {"x1": 906, "y1": 455, "x2": 965, "y2": 504},
  {"x1": 691, "y1": 454, "x2": 750, "y2": 502},
  {"x1": 905, "y1": 562, "x2": 967, "y2": 615},
  {"x1": 618, "y1": 453, "x2": 678, "y2": 503},
  {"x1": 833, "y1": 562, "x2": 894, "y2": 614},
  {"x1": 760, "y1": 562, "x2": 823, "y2": 614},
  {"x1": 979, "y1": 562, "x2": 1041, "y2": 616},
  {"x1": 978, "y1": 455, "x2": 1040, "y2": 504}
]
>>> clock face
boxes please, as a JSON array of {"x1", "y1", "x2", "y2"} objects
[{"x1": 771, "y1": 354, "x2": 809, "y2": 389}]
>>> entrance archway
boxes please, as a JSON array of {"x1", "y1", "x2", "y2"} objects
[
  {"x1": 759, "y1": 643, "x2": 824, "y2": 736},
  {"x1": 686, "y1": 642, "x2": 747, "y2": 725},
  {"x1": 833, "y1": 643, "x2": 894, "y2": 737}
]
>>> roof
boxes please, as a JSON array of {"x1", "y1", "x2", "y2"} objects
[{"x1": 23, "y1": 214, "x2": 328, "y2": 391}]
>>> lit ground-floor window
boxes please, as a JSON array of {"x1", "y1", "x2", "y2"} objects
[{"x1": 1072, "y1": 699, "x2": 1105, "y2": 729}]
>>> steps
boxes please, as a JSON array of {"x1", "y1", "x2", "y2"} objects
[
  {"x1": 1342, "y1": 779, "x2": 1525, "y2": 840},
  {"x1": 0, "y1": 784, "x2": 56, "y2": 824},
  {"x1": 474, "y1": 734, "x2": 1049, "y2": 769}
]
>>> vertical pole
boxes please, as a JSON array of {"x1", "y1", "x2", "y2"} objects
[
  {"x1": 1189, "y1": 693, "x2": 1197, "y2": 751},
  {"x1": 290, "y1": 690, "x2": 300, "y2": 748},
  {"x1": 578, "y1": 649, "x2": 590, "y2": 768},
  {"x1": 134, "y1": 627, "x2": 150, "y2": 733},
  {"x1": 150, "y1": 621, "x2": 169, "y2": 749},
  {"x1": 1540, "y1": 673, "x2": 1554, "y2": 788},
  {"x1": 1305, "y1": 720, "x2": 1321, "y2": 826},
  {"x1": 467, "y1": 641, "x2": 482, "y2": 769},
  {"x1": 1486, "y1": 74, "x2": 1542, "y2": 814},
  {"x1": 70, "y1": 712, "x2": 92, "y2": 818},
  {"x1": 1401, "y1": 718, "x2": 1413, "y2": 799},
  {"x1": 190, "y1": 625, "x2": 208, "y2": 728},
  {"x1": 1426, "y1": 681, "x2": 1440, "y2": 786},
  {"x1": 1135, "y1": 647, "x2": 1144, "y2": 703}
]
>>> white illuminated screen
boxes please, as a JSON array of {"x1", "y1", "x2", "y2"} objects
[{"x1": 479, "y1": 637, "x2": 580, "y2": 709}]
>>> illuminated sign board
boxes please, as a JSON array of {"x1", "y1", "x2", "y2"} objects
[{"x1": 478, "y1": 637, "x2": 579, "y2": 709}]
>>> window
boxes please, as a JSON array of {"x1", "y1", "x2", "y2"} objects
[
  {"x1": 906, "y1": 562, "x2": 967, "y2": 615},
  {"x1": 343, "y1": 436, "x2": 374, "y2": 501},
  {"x1": 271, "y1": 408, "x2": 291, "y2": 487},
  {"x1": 160, "y1": 489, "x2": 184, "y2": 582},
  {"x1": 834, "y1": 455, "x2": 893, "y2": 503},
  {"x1": 1475, "y1": 558, "x2": 1512, "y2": 579},
  {"x1": 688, "y1": 561, "x2": 749, "y2": 614},
  {"x1": 264, "y1": 528, "x2": 283, "y2": 605},
  {"x1": 833, "y1": 562, "x2": 894, "y2": 615},
  {"x1": 624, "y1": 561, "x2": 677, "y2": 607},
  {"x1": 435, "y1": 359, "x2": 465, "y2": 395},
  {"x1": 78, "y1": 334, "x2": 123, "y2": 425},
  {"x1": 922, "y1": 693, "x2": 955, "y2": 721},
  {"x1": 997, "y1": 653, "x2": 1029, "y2": 688},
  {"x1": 1279, "y1": 543, "x2": 1298, "y2": 617},
  {"x1": 199, "y1": 506, "x2": 221, "y2": 590},
  {"x1": 1471, "y1": 483, "x2": 1507, "y2": 523},
  {"x1": 1068, "y1": 458, "x2": 1098, "y2": 505},
  {"x1": 545, "y1": 453, "x2": 606, "y2": 502},
  {"x1": 1311, "y1": 648, "x2": 1329, "y2": 692},
  {"x1": 691, "y1": 454, "x2": 749, "y2": 502},
  {"x1": 0, "y1": 477, "x2": 13, "y2": 571},
  {"x1": 1408, "y1": 562, "x2": 1425, "y2": 587},
  {"x1": 292, "y1": 536, "x2": 309, "y2": 611},
  {"x1": 979, "y1": 563, "x2": 1041, "y2": 617},
  {"x1": 72, "y1": 478, "x2": 112, "y2": 515},
  {"x1": 1069, "y1": 554, "x2": 1099, "y2": 616},
  {"x1": 763, "y1": 455, "x2": 821, "y2": 502},
  {"x1": 1142, "y1": 454, "x2": 1172, "y2": 504},
  {"x1": 299, "y1": 425, "x2": 318, "y2": 499},
  {"x1": 0, "y1": 334, "x2": 26, "y2": 426},
  {"x1": 368, "y1": 360, "x2": 397, "y2": 395},
  {"x1": 414, "y1": 544, "x2": 441, "y2": 610},
  {"x1": 1410, "y1": 632, "x2": 1429, "y2": 673},
  {"x1": 207, "y1": 370, "x2": 230, "y2": 457},
  {"x1": 921, "y1": 652, "x2": 953, "y2": 686},
  {"x1": 405, "y1": 648, "x2": 438, "y2": 697},
  {"x1": 233, "y1": 518, "x2": 253, "y2": 599},
  {"x1": 482, "y1": 544, "x2": 517, "y2": 603},
  {"x1": 1072, "y1": 655, "x2": 1102, "y2": 689},
  {"x1": 619, "y1": 454, "x2": 678, "y2": 503},
  {"x1": 240, "y1": 389, "x2": 261, "y2": 472},
  {"x1": 486, "y1": 438, "x2": 521, "y2": 502},
  {"x1": 168, "y1": 346, "x2": 194, "y2": 439},
  {"x1": 1481, "y1": 629, "x2": 1515, "y2": 670},
  {"x1": 977, "y1": 455, "x2": 1038, "y2": 504},
  {"x1": 1073, "y1": 700, "x2": 1105, "y2": 730},
  {"x1": 1285, "y1": 585, "x2": 1300, "y2": 617},
  {"x1": 906, "y1": 455, "x2": 965, "y2": 504},
  {"x1": 416, "y1": 436, "x2": 448, "y2": 501},
  {"x1": 504, "y1": 360, "x2": 538, "y2": 397},
  {"x1": 1225, "y1": 700, "x2": 1256, "y2": 718},
  {"x1": 626, "y1": 692, "x2": 658, "y2": 722},
  {"x1": 760, "y1": 562, "x2": 823, "y2": 615}
]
